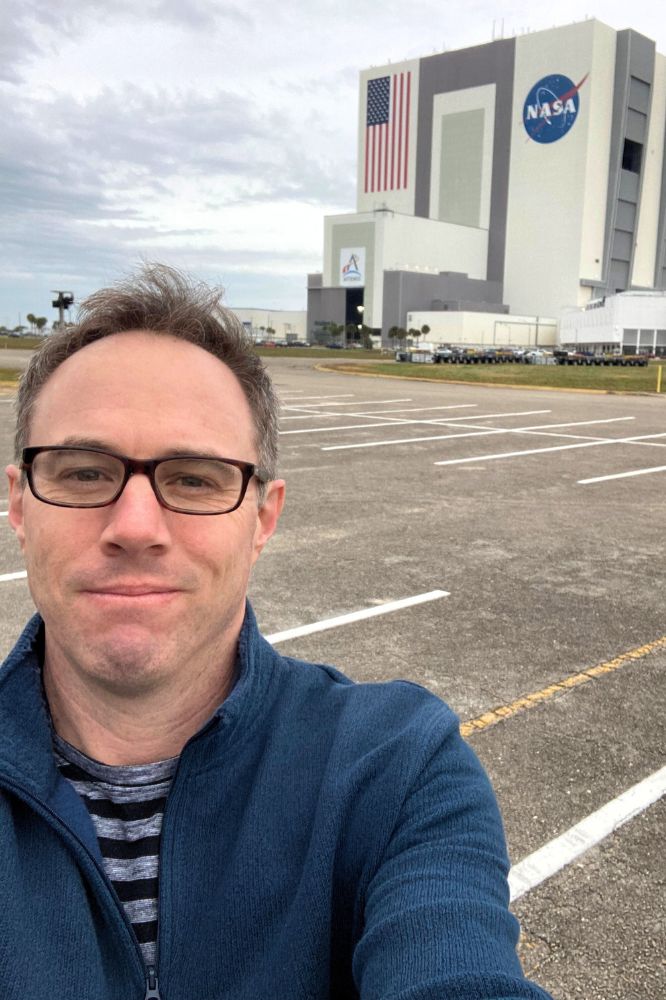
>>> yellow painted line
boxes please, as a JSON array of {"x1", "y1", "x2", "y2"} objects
[{"x1": 460, "y1": 635, "x2": 666, "y2": 738}]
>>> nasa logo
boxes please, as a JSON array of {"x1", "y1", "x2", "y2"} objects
[{"x1": 523, "y1": 73, "x2": 589, "y2": 143}]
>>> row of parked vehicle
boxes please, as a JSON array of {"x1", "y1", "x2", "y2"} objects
[
  {"x1": 396, "y1": 346, "x2": 652, "y2": 366},
  {"x1": 395, "y1": 346, "x2": 552, "y2": 364},
  {"x1": 552, "y1": 349, "x2": 649, "y2": 367}
]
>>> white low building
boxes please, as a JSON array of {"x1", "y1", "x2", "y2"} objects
[
  {"x1": 405, "y1": 310, "x2": 557, "y2": 348},
  {"x1": 559, "y1": 291, "x2": 666, "y2": 354},
  {"x1": 230, "y1": 308, "x2": 307, "y2": 342}
]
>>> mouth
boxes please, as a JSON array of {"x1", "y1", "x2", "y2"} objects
[{"x1": 82, "y1": 585, "x2": 183, "y2": 604}]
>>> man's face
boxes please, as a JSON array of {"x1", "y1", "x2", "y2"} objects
[{"x1": 5, "y1": 330, "x2": 284, "y2": 696}]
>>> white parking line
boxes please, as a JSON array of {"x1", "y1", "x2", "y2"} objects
[
  {"x1": 279, "y1": 394, "x2": 353, "y2": 401},
  {"x1": 0, "y1": 570, "x2": 27, "y2": 583},
  {"x1": 282, "y1": 420, "x2": 425, "y2": 435},
  {"x1": 517, "y1": 430, "x2": 609, "y2": 441},
  {"x1": 353, "y1": 404, "x2": 479, "y2": 416},
  {"x1": 280, "y1": 404, "x2": 478, "y2": 422},
  {"x1": 265, "y1": 590, "x2": 449, "y2": 645},
  {"x1": 285, "y1": 410, "x2": 555, "y2": 438},
  {"x1": 426, "y1": 409, "x2": 552, "y2": 423},
  {"x1": 322, "y1": 416, "x2": 634, "y2": 452},
  {"x1": 579, "y1": 463, "x2": 666, "y2": 485},
  {"x1": 433, "y1": 431, "x2": 662, "y2": 468},
  {"x1": 283, "y1": 397, "x2": 412, "y2": 409},
  {"x1": 509, "y1": 765, "x2": 666, "y2": 901}
]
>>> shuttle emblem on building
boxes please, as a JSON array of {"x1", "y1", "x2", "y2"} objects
[
  {"x1": 339, "y1": 248, "x2": 365, "y2": 286},
  {"x1": 523, "y1": 73, "x2": 589, "y2": 143}
]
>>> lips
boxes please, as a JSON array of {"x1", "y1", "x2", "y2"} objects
[{"x1": 88, "y1": 586, "x2": 180, "y2": 596}]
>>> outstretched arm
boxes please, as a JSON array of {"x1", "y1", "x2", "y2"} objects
[{"x1": 352, "y1": 717, "x2": 552, "y2": 1000}]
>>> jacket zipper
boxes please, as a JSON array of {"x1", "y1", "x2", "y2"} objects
[
  {"x1": 2, "y1": 719, "x2": 220, "y2": 998},
  {"x1": 0, "y1": 774, "x2": 148, "y2": 995},
  {"x1": 144, "y1": 965, "x2": 162, "y2": 999},
  {"x1": 145, "y1": 713, "x2": 219, "y2": 1000}
]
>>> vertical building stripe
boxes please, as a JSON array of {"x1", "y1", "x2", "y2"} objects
[
  {"x1": 377, "y1": 123, "x2": 383, "y2": 192},
  {"x1": 397, "y1": 73, "x2": 404, "y2": 189},
  {"x1": 370, "y1": 127, "x2": 376, "y2": 193},
  {"x1": 390, "y1": 75, "x2": 397, "y2": 190},
  {"x1": 404, "y1": 71, "x2": 411, "y2": 189}
]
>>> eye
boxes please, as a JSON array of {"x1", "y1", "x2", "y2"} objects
[
  {"x1": 173, "y1": 473, "x2": 215, "y2": 490},
  {"x1": 56, "y1": 465, "x2": 115, "y2": 483},
  {"x1": 68, "y1": 467, "x2": 106, "y2": 481}
]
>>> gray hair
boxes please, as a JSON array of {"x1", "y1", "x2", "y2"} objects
[{"x1": 14, "y1": 264, "x2": 280, "y2": 496}]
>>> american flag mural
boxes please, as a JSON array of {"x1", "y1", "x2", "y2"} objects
[{"x1": 364, "y1": 71, "x2": 412, "y2": 194}]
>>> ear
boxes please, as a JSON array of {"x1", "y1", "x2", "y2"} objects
[
  {"x1": 251, "y1": 479, "x2": 285, "y2": 564},
  {"x1": 5, "y1": 464, "x2": 26, "y2": 551}
]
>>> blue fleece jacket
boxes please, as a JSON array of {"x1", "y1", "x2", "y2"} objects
[{"x1": 0, "y1": 608, "x2": 551, "y2": 1000}]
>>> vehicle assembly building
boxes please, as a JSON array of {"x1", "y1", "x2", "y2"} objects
[{"x1": 307, "y1": 18, "x2": 666, "y2": 348}]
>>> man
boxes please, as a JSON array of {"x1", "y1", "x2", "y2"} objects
[{"x1": 1, "y1": 265, "x2": 551, "y2": 999}]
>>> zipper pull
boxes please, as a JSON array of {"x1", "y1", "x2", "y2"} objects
[{"x1": 145, "y1": 966, "x2": 162, "y2": 999}]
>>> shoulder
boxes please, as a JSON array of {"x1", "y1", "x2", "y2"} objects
[{"x1": 266, "y1": 643, "x2": 464, "y2": 772}]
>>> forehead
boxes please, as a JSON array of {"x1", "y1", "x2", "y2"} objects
[{"x1": 28, "y1": 330, "x2": 256, "y2": 456}]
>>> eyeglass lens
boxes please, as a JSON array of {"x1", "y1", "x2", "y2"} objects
[{"x1": 29, "y1": 449, "x2": 246, "y2": 513}]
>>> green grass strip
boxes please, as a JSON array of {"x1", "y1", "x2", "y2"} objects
[
  {"x1": 255, "y1": 346, "x2": 380, "y2": 360},
  {"x1": 0, "y1": 336, "x2": 44, "y2": 350},
  {"x1": 325, "y1": 360, "x2": 665, "y2": 393}
]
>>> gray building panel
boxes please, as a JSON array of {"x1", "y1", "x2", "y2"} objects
[
  {"x1": 437, "y1": 109, "x2": 484, "y2": 227},
  {"x1": 306, "y1": 282, "x2": 347, "y2": 341},
  {"x1": 330, "y1": 221, "x2": 375, "y2": 320},
  {"x1": 656, "y1": 98, "x2": 666, "y2": 287},
  {"x1": 414, "y1": 38, "x2": 515, "y2": 284},
  {"x1": 594, "y1": 29, "x2": 656, "y2": 297},
  {"x1": 381, "y1": 270, "x2": 506, "y2": 340}
]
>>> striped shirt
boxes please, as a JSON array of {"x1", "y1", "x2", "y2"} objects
[{"x1": 53, "y1": 734, "x2": 177, "y2": 967}]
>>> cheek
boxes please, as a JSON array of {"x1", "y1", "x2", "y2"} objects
[
  {"x1": 195, "y1": 521, "x2": 257, "y2": 581},
  {"x1": 22, "y1": 510, "x2": 88, "y2": 575}
]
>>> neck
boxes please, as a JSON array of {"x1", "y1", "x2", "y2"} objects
[{"x1": 43, "y1": 646, "x2": 236, "y2": 766}]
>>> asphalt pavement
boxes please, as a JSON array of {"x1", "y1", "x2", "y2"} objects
[{"x1": 1, "y1": 354, "x2": 664, "y2": 998}]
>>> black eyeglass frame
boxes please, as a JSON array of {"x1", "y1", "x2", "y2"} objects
[{"x1": 21, "y1": 446, "x2": 269, "y2": 516}]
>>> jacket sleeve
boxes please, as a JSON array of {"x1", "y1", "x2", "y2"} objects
[{"x1": 351, "y1": 711, "x2": 553, "y2": 1000}]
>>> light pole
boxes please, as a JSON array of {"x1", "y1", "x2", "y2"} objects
[{"x1": 51, "y1": 291, "x2": 74, "y2": 329}]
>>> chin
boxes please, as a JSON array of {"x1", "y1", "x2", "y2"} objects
[{"x1": 81, "y1": 634, "x2": 173, "y2": 696}]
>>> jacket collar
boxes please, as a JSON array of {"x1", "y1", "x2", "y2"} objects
[{"x1": 0, "y1": 602, "x2": 277, "y2": 798}]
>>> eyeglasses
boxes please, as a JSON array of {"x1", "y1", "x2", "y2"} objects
[{"x1": 21, "y1": 446, "x2": 268, "y2": 516}]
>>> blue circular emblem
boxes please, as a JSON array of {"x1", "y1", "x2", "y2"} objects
[{"x1": 523, "y1": 74, "x2": 580, "y2": 143}]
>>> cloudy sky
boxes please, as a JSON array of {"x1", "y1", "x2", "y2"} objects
[{"x1": 2, "y1": 0, "x2": 665, "y2": 327}]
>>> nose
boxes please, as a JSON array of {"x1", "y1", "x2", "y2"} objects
[{"x1": 99, "y1": 471, "x2": 172, "y2": 555}]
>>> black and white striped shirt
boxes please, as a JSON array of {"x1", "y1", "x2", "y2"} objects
[{"x1": 53, "y1": 734, "x2": 177, "y2": 967}]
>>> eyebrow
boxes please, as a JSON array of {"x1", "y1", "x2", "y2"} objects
[{"x1": 56, "y1": 437, "x2": 241, "y2": 462}]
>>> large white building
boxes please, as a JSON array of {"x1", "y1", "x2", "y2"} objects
[
  {"x1": 307, "y1": 19, "x2": 666, "y2": 346},
  {"x1": 559, "y1": 291, "x2": 666, "y2": 354}
]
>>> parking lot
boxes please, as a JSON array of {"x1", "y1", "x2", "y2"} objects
[{"x1": 1, "y1": 355, "x2": 664, "y2": 998}]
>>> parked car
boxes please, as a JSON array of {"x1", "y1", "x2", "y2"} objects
[{"x1": 523, "y1": 349, "x2": 552, "y2": 364}]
